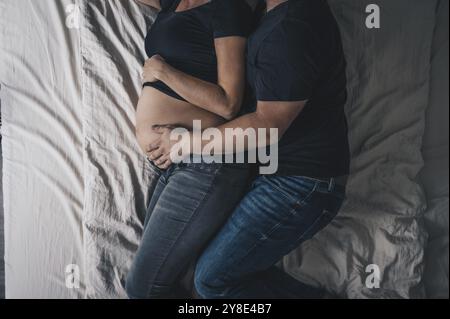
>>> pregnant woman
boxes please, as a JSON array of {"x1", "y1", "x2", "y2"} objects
[{"x1": 126, "y1": 0, "x2": 254, "y2": 299}]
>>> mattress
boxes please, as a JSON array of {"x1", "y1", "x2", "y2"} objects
[{"x1": 1, "y1": 0, "x2": 448, "y2": 298}]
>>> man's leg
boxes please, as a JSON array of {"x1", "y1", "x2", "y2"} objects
[{"x1": 194, "y1": 175, "x2": 345, "y2": 299}]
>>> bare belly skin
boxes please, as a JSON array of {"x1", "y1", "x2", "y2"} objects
[{"x1": 135, "y1": 87, "x2": 225, "y2": 153}]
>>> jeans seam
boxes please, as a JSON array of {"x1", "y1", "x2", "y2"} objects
[
  {"x1": 293, "y1": 209, "x2": 337, "y2": 243},
  {"x1": 144, "y1": 176, "x2": 168, "y2": 227},
  {"x1": 261, "y1": 176, "x2": 319, "y2": 205},
  {"x1": 261, "y1": 181, "x2": 319, "y2": 241},
  {"x1": 263, "y1": 177, "x2": 318, "y2": 209},
  {"x1": 143, "y1": 166, "x2": 222, "y2": 298},
  {"x1": 220, "y1": 182, "x2": 319, "y2": 280}
]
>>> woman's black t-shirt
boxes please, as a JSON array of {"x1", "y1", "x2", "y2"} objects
[{"x1": 144, "y1": 0, "x2": 252, "y2": 101}]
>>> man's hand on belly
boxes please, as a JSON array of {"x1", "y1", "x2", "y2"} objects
[{"x1": 136, "y1": 124, "x2": 163, "y2": 156}]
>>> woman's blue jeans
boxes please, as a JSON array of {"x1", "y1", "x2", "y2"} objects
[{"x1": 125, "y1": 162, "x2": 251, "y2": 299}]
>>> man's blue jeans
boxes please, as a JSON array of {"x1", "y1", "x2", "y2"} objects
[{"x1": 194, "y1": 175, "x2": 346, "y2": 299}]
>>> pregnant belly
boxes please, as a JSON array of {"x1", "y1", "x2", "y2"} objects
[{"x1": 135, "y1": 87, "x2": 225, "y2": 153}]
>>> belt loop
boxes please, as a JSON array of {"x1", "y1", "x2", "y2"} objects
[{"x1": 328, "y1": 178, "x2": 335, "y2": 192}]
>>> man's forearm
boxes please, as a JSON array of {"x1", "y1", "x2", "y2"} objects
[
  {"x1": 186, "y1": 112, "x2": 278, "y2": 155},
  {"x1": 149, "y1": 100, "x2": 305, "y2": 169},
  {"x1": 182, "y1": 99, "x2": 307, "y2": 157}
]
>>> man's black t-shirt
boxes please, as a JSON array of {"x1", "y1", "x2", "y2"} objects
[{"x1": 246, "y1": 0, "x2": 350, "y2": 178}]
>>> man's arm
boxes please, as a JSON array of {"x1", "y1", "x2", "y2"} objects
[
  {"x1": 192, "y1": 100, "x2": 307, "y2": 153},
  {"x1": 147, "y1": 100, "x2": 307, "y2": 168}
]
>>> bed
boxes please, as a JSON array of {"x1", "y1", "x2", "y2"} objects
[{"x1": 0, "y1": 0, "x2": 448, "y2": 299}]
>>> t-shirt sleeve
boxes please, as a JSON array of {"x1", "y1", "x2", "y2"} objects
[
  {"x1": 254, "y1": 20, "x2": 323, "y2": 102},
  {"x1": 212, "y1": 0, "x2": 252, "y2": 38}
]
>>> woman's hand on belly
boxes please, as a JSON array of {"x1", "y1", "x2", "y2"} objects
[{"x1": 143, "y1": 55, "x2": 165, "y2": 84}]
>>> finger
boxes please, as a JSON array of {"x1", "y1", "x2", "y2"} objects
[
  {"x1": 146, "y1": 142, "x2": 160, "y2": 153},
  {"x1": 152, "y1": 125, "x2": 170, "y2": 134},
  {"x1": 151, "y1": 124, "x2": 164, "y2": 130},
  {"x1": 148, "y1": 152, "x2": 162, "y2": 162},
  {"x1": 154, "y1": 155, "x2": 170, "y2": 166},
  {"x1": 158, "y1": 159, "x2": 172, "y2": 170},
  {"x1": 162, "y1": 124, "x2": 177, "y2": 130},
  {"x1": 147, "y1": 148, "x2": 163, "y2": 161},
  {"x1": 152, "y1": 124, "x2": 174, "y2": 129}
]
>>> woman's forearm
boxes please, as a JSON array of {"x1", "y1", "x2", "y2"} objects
[
  {"x1": 155, "y1": 62, "x2": 241, "y2": 120},
  {"x1": 135, "y1": 0, "x2": 161, "y2": 9}
]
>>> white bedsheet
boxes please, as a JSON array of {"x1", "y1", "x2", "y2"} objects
[
  {"x1": 80, "y1": 0, "x2": 157, "y2": 298},
  {"x1": 1, "y1": 0, "x2": 447, "y2": 298},
  {"x1": 0, "y1": 0, "x2": 85, "y2": 298}
]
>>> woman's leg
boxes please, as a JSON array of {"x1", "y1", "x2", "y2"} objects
[
  {"x1": 125, "y1": 163, "x2": 251, "y2": 299},
  {"x1": 194, "y1": 175, "x2": 346, "y2": 299}
]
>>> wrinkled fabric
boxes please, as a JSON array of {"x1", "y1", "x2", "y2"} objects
[
  {"x1": 420, "y1": 0, "x2": 449, "y2": 299},
  {"x1": 0, "y1": 0, "x2": 85, "y2": 298}
]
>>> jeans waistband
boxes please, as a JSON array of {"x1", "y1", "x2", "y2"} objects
[
  {"x1": 300, "y1": 175, "x2": 348, "y2": 192},
  {"x1": 148, "y1": 158, "x2": 250, "y2": 175}
]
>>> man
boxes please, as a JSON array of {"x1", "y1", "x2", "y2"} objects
[{"x1": 148, "y1": 0, "x2": 350, "y2": 298}]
